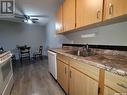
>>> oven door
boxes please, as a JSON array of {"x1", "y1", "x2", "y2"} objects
[
  {"x1": 0, "y1": 64, "x2": 3, "y2": 95},
  {"x1": 0, "y1": 58, "x2": 13, "y2": 95}
]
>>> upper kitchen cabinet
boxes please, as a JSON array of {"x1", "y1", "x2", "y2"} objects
[
  {"x1": 76, "y1": 0, "x2": 103, "y2": 28},
  {"x1": 56, "y1": 5, "x2": 63, "y2": 33},
  {"x1": 63, "y1": 0, "x2": 76, "y2": 32},
  {"x1": 104, "y1": 0, "x2": 127, "y2": 20},
  {"x1": 56, "y1": 0, "x2": 127, "y2": 33}
]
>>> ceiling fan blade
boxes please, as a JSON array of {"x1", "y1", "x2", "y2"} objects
[
  {"x1": 15, "y1": 14, "x2": 25, "y2": 19},
  {"x1": 31, "y1": 18, "x2": 39, "y2": 20},
  {"x1": 29, "y1": 15, "x2": 49, "y2": 18},
  {"x1": 32, "y1": 20, "x2": 38, "y2": 23}
]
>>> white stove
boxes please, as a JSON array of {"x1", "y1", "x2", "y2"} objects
[{"x1": 0, "y1": 51, "x2": 14, "y2": 95}]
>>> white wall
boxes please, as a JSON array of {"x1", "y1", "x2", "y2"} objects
[
  {"x1": 0, "y1": 20, "x2": 47, "y2": 59},
  {"x1": 65, "y1": 21, "x2": 127, "y2": 46},
  {"x1": 2, "y1": 19, "x2": 126, "y2": 59},
  {"x1": 46, "y1": 18, "x2": 127, "y2": 49},
  {"x1": 45, "y1": 0, "x2": 70, "y2": 52},
  {"x1": 46, "y1": 17, "x2": 70, "y2": 51}
]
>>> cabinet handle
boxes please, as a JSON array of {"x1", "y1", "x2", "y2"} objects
[
  {"x1": 109, "y1": 3, "x2": 113, "y2": 15},
  {"x1": 70, "y1": 70, "x2": 72, "y2": 78},
  {"x1": 64, "y1": 67, "x2": 67, "y2": 74},
  {"x1": 117, "y1": 83, "x2": 127, "y2": 89},
  {"x1": 97, "y1": 10, "x2": 101, "y2": 19},
  {"x1": 98, "y1": 87, "x2": 101, "y2": 94}
]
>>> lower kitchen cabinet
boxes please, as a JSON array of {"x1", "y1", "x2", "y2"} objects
[
  {"x1": 56, "y1": 53, "x2": 127, "y2": 95},
  {"x1": 105, "y1": 71, "x2": 127, "y2": 93},
  {"x1": 69, "y1": 67, "x2": 99, "y2": 95},
  {"x1": 104, "y1": 86, "x2": 118, "y2": 95},
  {"x1": 57, "y1": 60, "x2": 69, "y2": 94}
]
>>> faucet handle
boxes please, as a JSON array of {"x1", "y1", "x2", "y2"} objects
[
  {"x1": 77, "y1": 50, "x2": 80, "y2": 56},
  {"x1": 86, "y1": 44, "x2": 89, "y2": 50},
  {"x1": 82, "y1": 46, "x2": 86, "y2": 50}
]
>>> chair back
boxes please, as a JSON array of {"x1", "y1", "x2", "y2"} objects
[
  {"x1": 17, "y1": 45, "x2": 31, "y2": 54},
  {"x1": 0, "y1": 47, "x2": 4, "y2": 54},
  {"x1": 39, "y1": 46, "x2": 43, "y2": 54},
  {"x1": 0, "y1": 47, "x2": 4, "y2": 52}
]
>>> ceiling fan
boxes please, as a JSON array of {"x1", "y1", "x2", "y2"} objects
[{"x1": 14, "y1": 13, "x2": 49, "y2": 24}]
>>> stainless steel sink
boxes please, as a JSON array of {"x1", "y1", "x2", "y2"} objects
[
  {"x1": 67, "y1": 50, "x2": 79, "y2": 56},
  {"x1": 66, "y1": 50, "x2": 95, "y2": 57}
]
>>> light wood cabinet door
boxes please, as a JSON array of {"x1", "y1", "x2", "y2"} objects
[
  {"x1": 76, "y1": 0, "x2": 103, "y2": 28},
  {"x1": 62, "y1": 63, "x2": 69, "y2": 94},
  {"x1": 104, "y1": 0, "x2": 127, "y2": 20},
  {"x1": 104, "y1": 86, "x2": 118, "y2": 95},
  {"x1": 69, "y1": 67, "x2": 99, "y2": 95},
  {"x1": 56, "y1": 5, "x2": 63, "y2": 33},
  {"x1": 63, "y1": 0, "x2": 75, "y2": 32},
  {"x1": 57, "y1": 60, "x2": 69, "y2": 94}
]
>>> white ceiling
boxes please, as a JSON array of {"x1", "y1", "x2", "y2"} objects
[{"x1": 0, "y1": 0, "x2": 63, "y2": 26}]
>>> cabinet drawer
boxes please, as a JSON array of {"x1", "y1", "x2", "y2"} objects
[
  {"x1": 57, "y1": 53, "x2": 69, "y2": 64},
  {"x1": 104, "y1": 86, "x2": 118, "y2": 95},
  {"x1": 105, "y1": 71, "x2": 127, "y2": 92},
  {"x1": 70, "y1": 58, "x2": 99, "y2": 81}
]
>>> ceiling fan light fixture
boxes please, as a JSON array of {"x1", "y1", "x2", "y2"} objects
[
  {"x1": 24, "y1": 19, "x2": 27, "y2": 23},
  {"x1": 27, "y1": 19, "x2": 33, "y2": 24},
  {"x1": 23, "y1": 19, "x2": 33, "y2": 24}
]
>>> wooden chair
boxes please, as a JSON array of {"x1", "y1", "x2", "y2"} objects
[
  {"x1": 18, "y1": 45, "x2": 31, "y2": 64},
  {"x1": 33, "y1": 46, "x2": 43, "y2": 60},
  {"x1": 0, "y1": 47, "x2": 4, "y2": 53}
]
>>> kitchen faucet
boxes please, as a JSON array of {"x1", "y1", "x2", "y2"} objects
[
  {"x1": 82, "y1": 44, "x2": 91, "y2": 57},
  {"x1": 77, "y1": 44, "x2": 92, "y2": 57}
]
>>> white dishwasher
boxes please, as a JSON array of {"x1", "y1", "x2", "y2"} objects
[{"x1": 48, "y1": 50, "x2": 57, "y2": 80}]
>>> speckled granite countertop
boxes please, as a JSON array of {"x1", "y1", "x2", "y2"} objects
[{"x1": 49, "y1": 48, "x2": 127, "y2": 77}]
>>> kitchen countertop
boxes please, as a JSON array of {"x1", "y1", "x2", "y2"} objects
[
  {"x1": 49, "y1": 48, "x2": 127, "y2": 77},
  {"x1": 0, "y1": 51, "x2": 9, "y2": 58},
  {"x1": 0, "y1": 51, "x2": 12, "y2": 64}
]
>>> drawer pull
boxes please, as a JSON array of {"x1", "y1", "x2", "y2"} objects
[
  {"x1": 70, "y1": 71, "x2": 72, "y2": 78},
  {"x1": 65, "y1": 67, "x2": 67, "y2": 74},
  {"x1": 109, "y1": 3, "x2": 113, "y2": 15},
  {"x1": 98, "y1": 87, "x2": 101, "y2": 94},
  {"x1": 97, "y1": 10, "x2": 101, "y2": 19},
  {"x1": 117, "y1": 83, "x2": 127, "y2": 89}
]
